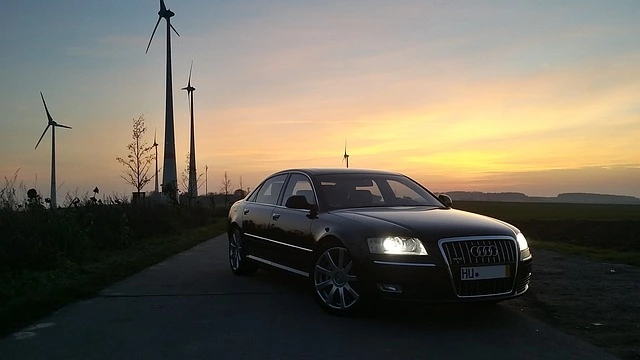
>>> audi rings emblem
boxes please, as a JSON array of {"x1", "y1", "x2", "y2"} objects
[{"x1": 470, "y1": 245, "x2": 499, "y2": 257}]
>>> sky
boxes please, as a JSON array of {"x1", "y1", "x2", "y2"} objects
[{"x1": 1, "y1": 0, "x2": 639, "y2": 204}]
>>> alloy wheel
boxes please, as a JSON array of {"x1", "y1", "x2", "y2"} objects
[
  {"x1": 313, "y1": 246, "x2": 360, "y2": 310},
  {"x1": 229, "y1": 229, "x2": 256, "y2": 275},
  {"x1": 229, "y1": 230, "x2": 242, "y2": 271}
]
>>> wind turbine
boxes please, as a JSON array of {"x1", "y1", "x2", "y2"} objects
[
  {"x1": 342, "y1": 140, "x2": 350, "y2": 168},
  {"x1": 35, "y1": 92, "x2": 72, "y2": 209},
  {"x1": 182, "y1": 61, "x2": 197, "y2": 200},
  {"x1": 152, "y1": 129, "x2": 159, "y2": 193},
  {"x1": 146, "y1": 0, "x2": 180, "y2": 200}
]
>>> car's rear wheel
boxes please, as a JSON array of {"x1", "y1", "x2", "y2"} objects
[
  {"x1": 229, "y1": 228, "x2": 257, "y2": 275},
  {"x1": 312, "y1": 243, "x2": 362, "y2": 315}
]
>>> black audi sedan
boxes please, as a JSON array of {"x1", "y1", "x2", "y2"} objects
[{"x1": 227, "y1": 168, "x2": 532, "y2": 315}]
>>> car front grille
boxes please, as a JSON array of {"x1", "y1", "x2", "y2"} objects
[{"x1": 439, "y1": 238, "x2": 518, "y2": 297}]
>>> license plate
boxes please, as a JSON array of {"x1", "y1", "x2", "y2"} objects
[{"x1": 461, "y1": 265, "x2": 509, "y2": 281}]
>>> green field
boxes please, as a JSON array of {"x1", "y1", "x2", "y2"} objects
[
  {"x1": 452, "y1": 201, "x2": 640, "y2": 265},
  {"x1": 452, "y1": 201, "x2": 640, "y2": 221}
]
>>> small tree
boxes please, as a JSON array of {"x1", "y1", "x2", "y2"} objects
[
  {"x1": 180, "y1": 152, "x2": 204, "y2": 195},
  {"x1": 219, "y1": 171, "x2": 233, "y2": 208},
  {"x1": 116, "y1": 115, "x2": 155, "y2": 194}
]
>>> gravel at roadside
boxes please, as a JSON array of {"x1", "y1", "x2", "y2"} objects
[{"x1": 507, "y1": 248, "x2": 640, "y2": 360}]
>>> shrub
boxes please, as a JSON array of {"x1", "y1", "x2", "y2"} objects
[{"x1": 0, "y1": 187, "x2": 220, "y2": 274}]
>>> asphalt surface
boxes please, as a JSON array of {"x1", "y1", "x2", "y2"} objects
[{"x1": 0, "y1": 234, "x2": 618, "y2": 360}]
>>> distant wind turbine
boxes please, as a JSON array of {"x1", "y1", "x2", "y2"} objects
[
  {"x1": 152, "y1": 129, "x2": 159, "y2": 193},
  {"x1": 182, "y1": 61, "x2": 197, "y2": 200},
  {"x1": 146, "y1": 0, "x2": 180, "y2": 200},
  {"x1": 342, "y1": 140, "x2": 350, "y2": 168},
  {"x1": 35, "y1": 92, "x2": 72, "y2": 209}
]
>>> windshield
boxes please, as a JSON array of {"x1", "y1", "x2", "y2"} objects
[{"x1": 317, "y1": 173, "x2": 444, "y2": 210}]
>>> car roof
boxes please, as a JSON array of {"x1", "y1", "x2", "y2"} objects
[{"x1": 272, "y1": 168, "x2": 404, "y2": 177}]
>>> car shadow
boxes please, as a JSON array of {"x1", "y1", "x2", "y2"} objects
[{"x1": 249, "y1": 267, "x2": 525, "y2": 330}]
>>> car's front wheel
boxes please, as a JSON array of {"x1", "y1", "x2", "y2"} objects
[
  {"x1": 229, "y1": 228, "x2": 257, "y2": 275},
  {"x1": 312, "y1": 242, "x2": 362, "y2": 315}
]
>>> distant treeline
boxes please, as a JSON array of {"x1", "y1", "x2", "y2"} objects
[{"x1": 446, "y1": 191, "x2": 640, "y2": 205}]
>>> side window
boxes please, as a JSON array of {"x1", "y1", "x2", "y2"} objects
[
  {"x1": 254, "y1": 175, "x2": 287, "y2": 205},
  {"x1": 281, "y1": 174, "x2": 316, "y2": 205},
  {"x1": 247, "y1": 187, "x2": 260, "y2": 202}
]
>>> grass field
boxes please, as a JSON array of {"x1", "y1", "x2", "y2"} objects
[
  {"x1": 452, "y1": 201, "x2": 640, "y2": 265},
  {"x1": 452, "y1": 201, "x2": 640, "y2": 221}
]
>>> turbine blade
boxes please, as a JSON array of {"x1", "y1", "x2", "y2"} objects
[
  {"x1": 145, "y1": 17, "x2": 162, "y2": 54},
  {"x1": 170, "y1": 23, "x2": 180, "y2": 37},
  {"x1": 188, "y1": 60, "x2": 193, "y2": 86},
  {"x1": 160, "y1": 0, "x2": 167, "y2": 12},
  {"x1": 35, "y1": 124, "x2": 50, "y2": 149},
  {"x1": 56, "y1": 123, "x2": 72, "y2": 129},
  {"x1": 40, "y1": 92, "x2": 53, "y2": 123}
]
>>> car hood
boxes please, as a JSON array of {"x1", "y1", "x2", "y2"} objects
[{"x1": 330, "y1": 207, "x2": 518, "y2": 241}]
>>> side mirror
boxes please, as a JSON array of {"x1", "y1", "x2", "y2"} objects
[
  {"x1": 285, "y1": 195, "x2": 314, "y2": 210},
  {"x1": 438, "y1": 194, "x2": 453, "y2": 207}
]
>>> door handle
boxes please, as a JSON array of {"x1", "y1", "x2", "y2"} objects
[
  {"x1": 243, "y1": 209, "x2": 250, "y2": 215},
  {"x1": 272, "y1": 213, "x2": 281, "y2": 221}
]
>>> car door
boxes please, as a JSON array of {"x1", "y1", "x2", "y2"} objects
[
  {"x1": 266, "y1": 173, "x2": 317, "y2": 274},
  {"x1": 241, "y1": 174, "x2": 288, "y2": 261}
]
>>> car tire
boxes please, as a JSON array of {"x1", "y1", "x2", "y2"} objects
[
  {"x1": 311, "y1": 242, "x2": 363, "y2": 316},
  {"x1": 229, "y1": 228, "x2": 257, "y2": 276}
]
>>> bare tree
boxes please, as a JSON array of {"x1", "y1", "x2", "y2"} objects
[
  {"x1": 219, "y1": 171, "x2": 233, "y2": 207},
  {"x1": 180, "y1": 152, "x2": 204, "y2": 194},
  {"x1": 116, "y1": 115, "x2": 155, "y2": 193}
]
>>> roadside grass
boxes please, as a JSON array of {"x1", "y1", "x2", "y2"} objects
[
  {"x1": 0, "y1": 218, "x2": 227, "y2": 337},
  {"x1": 528, "y1": 239, "x2": 640, "y2": 267}
]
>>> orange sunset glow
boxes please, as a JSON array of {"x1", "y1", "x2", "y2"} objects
[{"x1": 1, "y1": 1, "x2": 639, "y2": 203}]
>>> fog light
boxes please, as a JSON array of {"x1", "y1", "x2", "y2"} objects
[{"x1": 377, "y1": 283, "x2": 403, "y2": 293}]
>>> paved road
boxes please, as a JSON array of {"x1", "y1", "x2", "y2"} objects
[{"x1": 0, "y1": 235, "x2": 618, "y2": 360}]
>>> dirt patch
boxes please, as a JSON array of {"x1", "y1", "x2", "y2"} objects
[{"x1": 507, "y1": 248, "x2": 640, "y2": 360}]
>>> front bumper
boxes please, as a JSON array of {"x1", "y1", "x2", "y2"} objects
[{"x1": 361, "y1": 256, "x2": 532, "y2": 303}]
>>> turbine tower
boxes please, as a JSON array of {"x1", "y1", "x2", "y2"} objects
[
  {"x1": 182, "y1": 61, "x2": 197, "y2": 200},
  {"x1": 152, "y1": 129, "x2": 159, "y2": 193},
  {"x1": 342, "y1": 140, "x2": 350, "y2": 168},
  {"x1": 35, "y1": 92, "x2": 72, "y2": 209},
  {"x1": 146, "y1": 0, "x2": 180, "y2": 201}
]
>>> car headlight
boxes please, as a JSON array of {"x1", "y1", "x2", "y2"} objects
[
  {"x1": 516, "y1": 232, "x2": 529, "y2": 251},
  {"x1": 367, "y1": 236, "x2": 427, "y2": 255}
]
